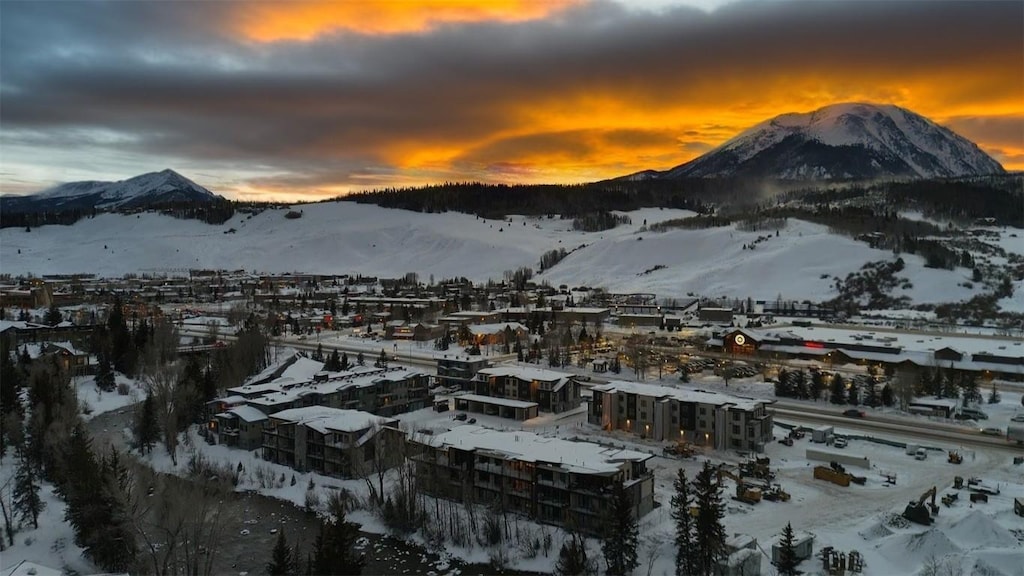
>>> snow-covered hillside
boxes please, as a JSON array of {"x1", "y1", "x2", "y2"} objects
[
  {"x1": 655, "y1": 103, "x2": 1005, "y2": 180},
  {"x1": 0, "y1": 202, "x2": 1010, "y2": 305}
]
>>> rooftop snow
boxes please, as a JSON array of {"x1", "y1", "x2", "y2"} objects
[
  {"x1": 456, "y1": 393, "x2": 538, "y2": 409},
  {"x1": 423, "y1": 425, "x2": 651, "y2": 475},
  {"x1": 478, "y1": 366, "x2": 574, "y2": 382},
  {"x1": 268, "y1": 406, "x2": 394, "y2": 433},
  {"x1": 592, "y1": 380, "x2": 768, "y2": 410}
]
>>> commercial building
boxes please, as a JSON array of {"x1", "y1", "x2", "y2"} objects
[
  {"x1": 412, "y1": 425, "x2": 654, "y2": 534},
  {"x1": 589, "y1": 380, "x2": 774, "y2": 452}
]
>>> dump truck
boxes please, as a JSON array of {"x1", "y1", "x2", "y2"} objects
[{"x1": 903, "y1": 486, "x2": 938, "y2": 525}]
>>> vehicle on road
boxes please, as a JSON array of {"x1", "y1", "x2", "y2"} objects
[
  {"x1": 843, "y1": 409, "x2": 866, "y2": 418},
  {"x1": 1011, "y1": 414, "x2": 1024, "y2": 423},
  {"x1": 980, "y1": 427, "x2": 1003, "y2": 436}
]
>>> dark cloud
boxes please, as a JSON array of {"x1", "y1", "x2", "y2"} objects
[{"x1": 0, "y1": 0, "x2": 1020, "y2": 196}]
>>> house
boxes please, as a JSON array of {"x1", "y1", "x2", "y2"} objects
[
  {"x1": 471, "y1": 366, "x2": 581, "y2": 413},
  {"x1": 589, "y1": 381, "x2": 774, "y2": 452},
  {"x1": 261, "y1": 406, "x2": 402, "y2": 477},
  {"x1": 436, "y1": 354, "x2": 492, "y2": 389},
  {"x1": 412, "y1": 425, "x2": 654, "y2": 535},
  {"x1": 211, "y1": 405, "x2": 268, "y2": 450},
  {"x1": 40, "y1": 341, "x2": 92, "y2": 375},
  {"x1": 465, "y1": 322, "x2": 528, "y2": 346}
]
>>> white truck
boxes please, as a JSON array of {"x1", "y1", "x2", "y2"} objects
[{"x1": 1007, "y1": 424, "x2": 1024, "y2": 445}]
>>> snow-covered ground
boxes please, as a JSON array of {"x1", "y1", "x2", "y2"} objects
[
  {"x1": 1, "y1": 202, "x2": 1010, "y2": 306},
  {"x1": 75, "y1": 373, "x2": 144, "y2": 420}
]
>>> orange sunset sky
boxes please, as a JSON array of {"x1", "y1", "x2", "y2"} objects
[{"x1": 0, "y1": 0, "x2": 1021, "y2": 200}]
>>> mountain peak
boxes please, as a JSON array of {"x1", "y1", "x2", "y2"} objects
[
  {"x1": 652, "y1": 102, "x2": 1005, "y2": 181},
  {"x1": 2, "y1": 169, "x2": 222, "y2": 213}
]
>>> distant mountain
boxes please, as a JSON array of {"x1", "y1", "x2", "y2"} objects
[
  {"x1": 630, "y1": 103, "x2": 1005, "y2": 181},
  {"x1": 1, "y1": 169, "x2": 223, "y2": 213}
]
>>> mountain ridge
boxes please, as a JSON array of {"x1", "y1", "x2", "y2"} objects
[
  {"x1": 1, "y1": 169, "x2": 222, "y2": 213},
  {"x1": 632, "y1": 103, "x2": 1005, "y2": 181}
]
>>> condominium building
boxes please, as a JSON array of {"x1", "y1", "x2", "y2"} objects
[
  {"x1": 589, "y1": 381, "x2": 774, "y2": 452},
  {"x1": 435, "y1": 354, "x2": 492, "y2": 389},
  {"x1": 413, "y1": 425, "x2": 654, "y2": 535},
  {"x1": 261, "y1": 406, "x2": 402, "y2": 477},
  {"x1": 471, "y1": 366, "x2": 581, "y2": 413}
]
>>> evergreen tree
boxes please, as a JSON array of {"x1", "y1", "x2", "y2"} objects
[
  {"x1": 693, "y1": 462, "x2": 727, "y2": 575},
  {"x1": 134, "y1": 391, "x2": 159, "y2": 455},
  {"x1": 792, "y1": 370, "x2": 808, "y2": 400},
  {"x1": 847, "y1": 380, "x2": 860, "y2": 405},
  {"x1": 810, "y1": 371, "x2": 824, "y2": 401},
  {"x1": 356, "y1": 352, "x2": 365, "y2": 367},
  {"x1": 776, "y1": 522, "x2": 799, "y2": 576},
  {"x1": 829, "y1": 374, "x2": 846, "y2": 405},
  {"x1": 1, "y1": 340, "x2": 24, "y2": 418},
  {"x1": 314, "y1": 343, "x2": 324, "y2": 362},
  {"x1": 13, "y1": 442, "x2": 44, "y2": 528},
  {"x1": 987, "y1": 383, "x2": 1001, "y2": 404},
  {"x1": 340, "y1": 352, "x2": 350, "y2": 371},
  {"x1": 961, "y1": 373, "x2": 981, "y2": 406},
  {"x1": 267, "y1": 529, "x2": 297, "y2": 576},
  {"x1": 774, "y1": 369, "x2": 791, "y2": 398},
  {"x1": 601, "y1": 479, "x2": 639, "y2": 576},
  {"x1": 375, "y1": 349, "x2": 388, "y2": 369},
  {"x1": 881, "y1": 383, "x2": 894, "y2": 407},
  {"x1": 918, "y1": 370, "x2": 936, "y2": 396},
  {"x1": 311, "y1": 508, "x2": 365, "y2": 575},
  {"x1": 43, "y1": 303, "x2": 62, "y2": 326},
  {"x1": 670, "y1": 469, "x2": 698, "y2": 576},
  {"x1": 864, "y1": 378, "x2": 879, "y2": 407},
  {"x1": 94, "y1": 353, "x2": 116, "y2": 392}
]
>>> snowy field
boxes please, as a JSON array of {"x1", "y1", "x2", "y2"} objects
[{"x1": 1, "y1": 202, "x2": 1012, "y2": 304}]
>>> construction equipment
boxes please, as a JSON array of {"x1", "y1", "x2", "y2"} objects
[
  {"x1": 948, "y1": 451, "x2": 963, "y2": 464},
  {"x1": 820, "y1": 546, "x2": 863, "y2": 575},
  {"x1": 814, "y1": 465, "x2": 851, "y2": 487},
  {"x1": 830, "y1": 461, "x2": 867, "y2": 485},
  {"x1": 739, "y1": 456, "x2": 775, "y2": 480},
  {"x1": 761, "y1": 483, "x2": 791, "y2": 502},
  {"x1": 717, "y1": 467, "x2": 763, "y2": 504},
  {"x1": 970, "y1": 492, "x2": 988, "y2": 504},
  {"x1": 663, "y1": 441, "x2": 696, "y2": 459},
  {"x1": 779, "y1": 436, "x2": 794, "y2": 446},
  {"x1": 966, "y1": 477, "x2": 1001, "y2": 495},
  {"x1": 1014, "y1": 497, "x2": 1024, "y2": 517},
  {"x1": 954, "y1": 476, "x2": 964, "y2": 490},
  {"x1": 903, "y1": 486, "x2": 939, "y2": 525},
  {"x1": 941, "y1": 492, "x2": 958, "y2": 507}
]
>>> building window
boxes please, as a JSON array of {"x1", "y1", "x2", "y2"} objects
[{"x1": 732, "y1": 425, "x2": 740, "y2": 435}]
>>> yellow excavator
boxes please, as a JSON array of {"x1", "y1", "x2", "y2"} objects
[
  {"x1": 717, "y1": 467, "x2": 762, "y2": 505},
  {"x1": 948, "y1": 451, "x2": 963, "y2": 464},
  {"x1": 903, "y1": 486, "x2": 939, "y2": 525}
]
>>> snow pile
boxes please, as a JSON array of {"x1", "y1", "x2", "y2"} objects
[
  {"x1": 876, "y1": 529, "x2": 961, "y2": 572},
  {"x1": 946, "y1": 511, "x2": 1018, "y2": 549},
  {"x1": 970, "y1": 551, "x2": 1024, "y2": 576},
  {"x1": 857, "y1": 520, "x2": 894, "y2": 541}
]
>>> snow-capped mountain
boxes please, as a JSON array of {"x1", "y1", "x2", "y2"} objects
[
  {"x1": 639, "y1": 103, "x2": 1005, "y2": 180},
  {"x1": 1, "y1": 169, "x2": 222, "y2": 212}
]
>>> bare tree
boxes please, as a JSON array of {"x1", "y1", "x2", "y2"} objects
[
  {"x1": 128, "y1": 465, "x2": 227, "y2": 576},
  {"x1": 891, "y1": 368, "x2": 917, "y2": 411},
  {"x1": 147, "y1": 363, "x2": 184, "y2": 466}
]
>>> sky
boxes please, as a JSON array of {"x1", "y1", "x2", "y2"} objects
[{"x1": 0, "y1": 0, "x2": 1021, "y2": 200}]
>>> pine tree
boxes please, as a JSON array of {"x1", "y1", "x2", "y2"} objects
[
  {"x1": 847, "y1": 380, "x2": 860, "y2": 405},
  {"x1": 987, "y1": 383, "x2": 1001, "y2": 404},
  {"x1": 670, "y1": 469, "x2": 698, "y2": 576},
  {"x1": 375, "y1": 349, "x2": 388, "y2": 368},
  {"x1": 774, "y1": 369, "x2": 791, "y2": 398},
  {"x1": 693, "y1": 461, "x2": 727, "y2": 575},
  {"x1": 314, "y1": 343, "x2": 324, "y2": 362},
  {"x1": 961, "y1": 373, "x2": 981, "y2": 406},
  {"x1": 135, "y1": 391, "x2": 159, "y2": 454},
  {"x1": 94, "y1": 353, "x2": 116, "y2": 392},
  {"x1": 267, "y1": 529, "x2": 296, "y2": 576},
  {"x1": 881, "y1": 383, "x2": 894, "y2": 407},
  {"x1": 810, "y1": 371, "x2": 824, "y2": 401},
  {"x1": 13, "y1": 443, "x2": 44, "y2": 528},
  {"x1": 43, "y1": 303, "x2": 62, "y2": 326},
  {"x1": 829, "y1": 374, "x2": 846, "y2": 405},
  {"x1": 356, "y1": 352, "x2": 365, "y2": 366},
  {"x1": 776, "y1": 522, "x2": 799, "y2": 576},
  {"x1": 601, "y1": 479, "x2": 638, "y2": 576},
  {"x1": 312, "y1": 508, "x2": 365, "y2": 575},
  {"x1": 340, "y1": 352, "x2": 350, "y2": 371}
]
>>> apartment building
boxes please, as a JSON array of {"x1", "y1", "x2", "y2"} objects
[
  {"x1": 471, "y1": 366, "x2": 581, "y2": 413},
  {"x1": 261, "y1": 406, "x2": 402, "y2": 477},
  {"x1": 435, "y1": 354, "x2": 492, "y2": 389},
  {"x1": 589, "y1": 381, "x2": 774, "y2": 452},
  {"x1": 413, "y1": 426, "x2": 654, "y2": 535}
]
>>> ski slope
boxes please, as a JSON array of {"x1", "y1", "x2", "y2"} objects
[{"x1": 0, "y1": 201, "x2": 1003, "y2": 305}]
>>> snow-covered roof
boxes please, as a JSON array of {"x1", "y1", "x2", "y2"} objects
[
  {"x1": 456, "y1": 393, "x2": 538, "y2": 409},
  {"x1": 242, "y1": 367, "x2": 424, "y2": 408},
  {"x1": 225, "y1": 405, "x2": 269, "y2": 422},
  {"x1": 478, "y1": 366, "x2": 574, "y2": 382},
  {"x1": 423, "y1": 425, "x2": 651, "y2": 475},
  {"x1": 269, "y1": 406, "x2": 395, "y2": 433},
  {"x1": 592, "y1": 380, "x2": 768, "y2": 411},
  {"x1": 468, "y1": 322, "x2": 527, "y2": 335},
  {"x1": 1, "y1": 562, "x2": 63, "y2": 576}
]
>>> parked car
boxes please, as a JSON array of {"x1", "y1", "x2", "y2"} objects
[
  {"x1": 1010, "y1": 414, "x2": 1024, "y2": 423},
  {"x1": 980, "y1": 427, "x2": 1003, "y2": 436},
  {"x1": 468, "y1": 418, "x2": 477, "y2": 424},
  {"x1": 843, "y1": 409, "x2": 866, "y2": 418},
  {"x1": 454, "y1": 413, "x2": 468, "y2": 421},
  {"x1": 833, "y1": 437, "x2": 848, "y2": 449}
]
